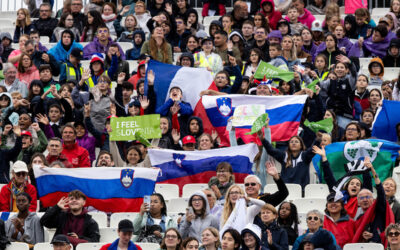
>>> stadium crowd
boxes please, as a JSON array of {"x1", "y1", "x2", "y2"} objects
[{"x1": 0, "y1": 0, "x2": 399, "y2": 249}]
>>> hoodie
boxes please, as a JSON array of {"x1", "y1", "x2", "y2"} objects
[
  {"x1": 241, "y1": 223, "x2": 269, "y2": 250},
  {"x1": 179, "y1": 52, "x2": 195, "y2": 67},
  {"x1": 259, "y1": 0, "x2": 282, "y2": 30},
  {"x1": 285, "y1": 8, "x2": 316, "y2": 29},
  {"x1": 179, "y1": 191, "x2": 220, "y2": 241},
  {"x1": 383, "y1": 38, "x2": 400, "y2": 67},
  {"x1": 368, "y1": 57, "x2": 384, "y2": 86},
  {"x1": 47, "y1": 39, "x2": 83, "y2": 64},
  {"x1": 0, "y1": 92, "x2": 13, "y2": 124},
  {"x1": 186, "y1": 116, "x2": 204, "y2": 138},
  {"x1": 128, "y1": 60, "x2": 146, "y2": 88},
  {"x1": 126, "y1": 30, "x2": 146, "y2": 60}
]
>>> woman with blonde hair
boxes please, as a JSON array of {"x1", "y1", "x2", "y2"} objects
[
  {"x1": 141, "y1": 26, "x2": 173, "y2": 64},
  {"x1": 281, "y1": 35, "x2": 299, "y2": 71},
  {"x1": 14, "y1": 8, "x2": 32, "y2": 43},
  {"x1": 220, "y1": 185, "x2": 265, "y2": 231},
  {"x1": 200, "y1": 227, "x2": 220, "y2": 250}
]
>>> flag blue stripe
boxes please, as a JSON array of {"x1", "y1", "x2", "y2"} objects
[
  {"x1": 154, "y1": 155, "x2": 253, "y2": 182},
  {"x1": 206, "y1": 104, "x2": 304, "y2": 127},
  {"x1": 36, "y1": 176, "x2": 156, "y2": 199},
  {"x1": 372, "y1": 100, "x2": 400, "y2": 142},
  {"x1": 145, "y1": 60, "x2": 181, "y2": 109}
]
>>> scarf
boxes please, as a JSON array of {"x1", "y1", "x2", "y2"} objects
[
  {"x1": 102, "y1": 14, "x2": 117, "y2": 22},
  {"x1": 11, "y1": 181, "x2": 25, "y2": 198}
]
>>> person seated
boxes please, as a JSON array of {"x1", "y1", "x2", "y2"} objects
[
  {"x1": 50, "y1": 235, "x2": 72, "y2": 250},
  {"x1": 59, "y1": 48, "x2": 84, "y2": 85},
  {"x1": 259, "y1": 204, "x2": 289, "y2": 249},
  {"x1": 100, "y1": 219, "x2": 143, "y2": 250},
  {"x1": 30, "y1": 3, "x2": 58, "y2": 38},
  {"x1": 59, "y1": 125, "x2": 91, "y2": 168},
  {"x1": 385, "y1": 224, "x2": 400, "y2": 250},
  {"x1": 5, "y1": 192, "x2": 44, "y2": 247},
  {"x1": 47, "y1": 30, "x2": 83, "y2": 65},
  {"x1": 40, "y1": 190, "x2": 100, "y2": 247},
  {"x1": 126, "y1": 30, "x2": 146, "y2": 60},
  {"x1": 83, "y1": 25, "x2": 125, "y2": 60},
  {"x1": 349, "y1": 24, "x2": 390, "y2": 59},
  {"x1": 208, "y1": 162, "x2": 235, "y2": 200},
  {"x1": 367, "y1": 58, "x2": 384, "y2": 86},
  {"x1": 241, "y1": 224, "x2": 268, "y2": 250},
  {"x1": 0, "y1": 125, "x2": 22, "y2": 184},
  {"x1": 0, "y1": 63, "x2": 28, "y2": 98},
  {"x1": 0, "y1": 161, "x2": 37, "y2": 212},
  {"x1": 15, "y1": 123, "x2": 47, "y2": 165}
]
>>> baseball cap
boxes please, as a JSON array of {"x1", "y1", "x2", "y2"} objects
[
  {"x1": 311, "y1": 20, "x2": 323, "y2": 32},
  {"x1": 51, "y1": 234, "x2": 71, "y2": 244},
  {"x1": 12, "y1": 161, "x2": 28, "y2": 173},
  {"x1": 201, "y1": 36, "x2": 213, "y2": 45},
  {"x1": 182, "y1": 135, "x2": 196, "y2": 145},
  {"x1": 70, "y1": 48, "x2": 83, "y2": 60},
  {"x1": 118, "y1": 219, "x2": 134, "y2": 232},
  {"x1": 21, "y1": 131, "x2": 32, "y2": 137}
]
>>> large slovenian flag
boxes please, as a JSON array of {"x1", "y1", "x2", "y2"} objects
[
  {"x1": 202, "y1": 95, "x2": 308, "y2": 146},
  {"x1": 33, "y1": 166, "x2": 159, "y2": 212},
  {"x1": 372, "y1": 100, "x2": 400, "y2": 142},
  {"x1": 148, "y1": 144, "x2": 258, "y2": 192}
]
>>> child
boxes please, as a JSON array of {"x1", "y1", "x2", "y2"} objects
[
  {"x1": 311, "y1": 20, "x2": 324, "y2": 46},
  {"x1": 14, "y1": 123, "x2": 47, "y2": 165},
  {"x1": 269, "y1": 43, "x2": 289, "y2": 70},
  {"x1": 276, "y1": 19, "x2": 291, "y2": 36},
  {"x1": 304, "y1": 54, "x2": 329, "y2": 85},
  {"x1": 221, "y1": 15, "x2": 233, "y2": 34},
  {"x1": 344, "y1": 15, "x2": 358, "y2": 39},
  {"x1": 354, "y1": 8, "x2": 374, "y2": 38},
  {"x1": 286, "y1": 5, "x2": 305, "y2": 35},
  {"x1": 126, "y1": 30, "x2": 146, "y2": 60},
  {"x1": 259, "y1": 0, "x2": 282, "y2": 30},
  {"x1": 267, "y1": 30, "x2": 282, "y2": 45},
  {"x1": 383, "y1": 38, "x2": 400, "y2": 67},
  {"x1": 354, "y1": 74, "x2": 370, "y2": 112},
  {"x1": 0, "y1": 93, "x2": 12, "y2": 127},
  {"x1": 320, "y1": 133, "x2": 332, "y2": 146},
  {"x1": 324, "y1": 15, "x2": 340, "y2": 33},
  {"x1": 368, "y1": 57, "x2": 384, "y2": 86}
]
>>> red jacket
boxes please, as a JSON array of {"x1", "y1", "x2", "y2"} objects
[
  {"x1": 61, "y1": 142, "x2": 91, "y2": 168},
  {"x1": 46, "y1": 153, "x2": 73, "y2": 168},
  {"x1": 323, "y1": 214, "x2": 355, "y2": 248},
  {"x1": 259, "y1": 0, "x2": 282, "y2": 30},
  {"x1": 0, "y1": 181, "x2": 37, "y2": 212}
]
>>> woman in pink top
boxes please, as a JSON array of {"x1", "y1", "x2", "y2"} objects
[
  {"x1": 8, "y1": 34, "x2": 29, "y2": 67},
  {"x1": 16, "y1": 53, "x2": 39, "y2": 88}
]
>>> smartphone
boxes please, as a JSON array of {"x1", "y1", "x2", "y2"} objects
[
  {"x1": 144, "y1": 195, "x2": 151, "y2": 211},
  {"x1": 188, "y1": 207, "x2": 194, "y2": 215}
]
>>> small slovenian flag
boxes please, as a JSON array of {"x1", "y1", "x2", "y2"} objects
[{"x1": 33, "y1": 166, "x2": 159, "y2": 212}]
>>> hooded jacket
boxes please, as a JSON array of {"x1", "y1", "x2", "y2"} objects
[
  {"x1": 47, "y1": 39, "x2": 83, "y2": 64},
  {"x1": 259, "y1": 0, "x2": 282, "y2": 30},
  {"x1": 323, "y1": 214, "x2": 355, "y2": 248},
  {"x1": 179, "y1": 191, "x2": 220, "y2": 241},
  {"x1": 241, "y1": 224, "x2": 269, "y2": 250},
  {"x1": 126, "y1": 30, "x2": 146, "y2": 60},
  {"x1": 348, "y1": 34, "x2": 390, "y2": 59},
  {"x1": 83, "y1": 37, "x2": 126, "y2": 60},
  {"x1": 285, "y1": 8, "x2": 315, "y2": 29},
  {"x1": 16, "y1": 66, "x2": 40, "y2": 87},
  {"x1": 292, "y1": 227, "x2": 339, "y2": 250},
  {"x1": 368, "y1": 57, "x2": 384, "y2": 86},
  {"x1": 75, "y1": 123, "x2": 97, "y2": 163},
  {"x1": 383, "y1": 38, "x2": 400, "y2": 67},
  {"x1": 128, "y1": 61, "x2": 146, "y2": 89},
  {"x1": 186, "y1": 116, "x2": 204, "y2": 138},
  {"x1": 61, "y1": 142, "x2": 91, "y2": 168},
  {"x1": 179, "y1": 52, "x2": 195, "y2": 67}
]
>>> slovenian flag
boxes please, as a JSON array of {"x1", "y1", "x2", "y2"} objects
[
  {"x1": 372, "y1": 100, "x2": 400, "y2": 142},
  {"x1": 201, "y1": 94, "x2": 308, "y2": 146},
  {"x1": 148, "y1": 144, "x2": 258, "y2": 193},
  {"x1": 33, "y1": 166, "x2": 159, "y2": 212}
]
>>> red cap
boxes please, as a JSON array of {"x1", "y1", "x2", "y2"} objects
[
  {"x1": 182, "y1": 135, "x2": 196, "y2": 145},
  {"x1": 21, "y1": 131, "x2": 32, "y2": 137},
  {"x1": 106, "y1": 115, "x2": 118, "y2": 120}
]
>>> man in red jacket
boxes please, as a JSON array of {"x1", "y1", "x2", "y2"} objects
[
  {"x1": 60, "y1": 125, "x2": 91, "y2": 168},
  {"x1": 0, "y1": 161, "x2": 37, "y2": 212}
]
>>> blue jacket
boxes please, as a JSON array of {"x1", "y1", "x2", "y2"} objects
[
  {"x1": 260, "y1": 221, "x2": 288, "y2": 250},
  {"x1": 292, "y1": 227, "x2": 340, "y2": 250},
  {"x1": 156, "y1": 98, "x2": 193, "y2": 131},
  {"x1": 59, "y1": 61, "x2": 83, "y2": 84},
  {"x1": 102, "y1": 239, "x2": 138, "y2": 250},
  {"x1": 47, "y1": 40, "x2": 83, "y2": 64}
]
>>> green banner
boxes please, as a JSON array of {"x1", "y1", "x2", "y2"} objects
[
  {"x1": 307, "y1": 79, "x2": 319, "y2": 93},
  {"x1": 110, "y1": 115, "x2": 161, "y2": 141},
  {"x1": 254, "y1": 61, "x2": 294, "y2": 82},
  {"x1": 304, "y1": 118, "x2": 333, "y2": 134},
  {"x1": 245, "y1": 113, "x2": 269, "y2": 135}
]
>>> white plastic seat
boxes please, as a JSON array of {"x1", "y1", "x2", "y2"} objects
[
  {"x1": 167, "y1": 198, "x2": 190, "y2": 213},
  {"x1": 297, "y1": 213, "x2": 308, "y2": 230},
  {"x1": 155, "y1": 184, "x2": 179, "y2": 200},
  {"x1": 371, "y1": 8, "x2": 390, "y2": 16},
  {"x1": 359, "y1": 58, "x2": 371, "y2": 69},
  {"x1": 304, "y1": 184, "x2": 329, "y2": 199},
  {"x1": 76, "y1": 242, "x2": 109, "y2": 250},
  {"x1": 136, "y1": 242, "x2": 161, "y2": 250},
  {"x1": 182, "y1": 183, "x2": 208, "y2": 198},
  {"x1": 292, "y1": 198, "x2": 326, "y2": 214},
  {"x1": 39, "y1": 36, "x2": 49, "y2": 43},
  {"x1": 119, "y1": 42, "x2": 134, "y2": 53},
  {"x1": 0, "y1": 12, "x2": 17, "y2": 19},
  {"x1": 203, "y1": 16, "x2": 220, "y2": 26},
  {"x1": 384, "y1": 67, "x2": 400, "y2": 80},
  {"x1": 0, "y1": 19, "x2": 14, "y2": 28},
  {"x1": 343, "y1": 243, "x2": 384, "y2": 250},
  {"x1": 110, "y1": 212, "x2": 139, "y2": 228},
  {"x1": 88, "y1": 211, "x2": 108, "y2": 228},
  {"x1": 44, "y1": 228, "x2": 56, "y2": 242},
  {"x1": 33, "y1": 243, "x2": 53, "y2": 250},
  {"x1": 264, "y1": 184, "x2": 302, "y2": 201},
  {"x1": 99, "y1": 227, "x2": 119, "y2": 243},
  {"x1": 128, "y1": 60, "x2": 139, "y2": 73},
  {"x1": 6, "y1": 242, "x2": 29, "y2": 250}
]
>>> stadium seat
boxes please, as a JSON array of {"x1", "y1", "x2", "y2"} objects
[
  {"x1": 155, "y1": 184, "x2": 179, "y2": 200},
  {"x1": 119, "y1": 42, "x2": 134, "y2": 53},
  {"x1": 182, "y1": 183, "x2": 208, "y2": 198},
  {"x1": 359, "y1": 58, "x2": 371, "y2": 69},
  {"x1": 203, "y1": 16, "x2": 220, "y2": 26},
  {"x1": 110, "y1": 212, "x2": 139, "y2": 228},
  {"x1": 174, "y1": 52, "x2": 182, "y2": 62},
  {"x1": 99, "y1": 227, "x2": 118, "y2": 243},
  {"x1": 383, "y1": 67, "x2": 400, "y2": 80},
  {"x1": 0, "y1": 11, "x2": 17, "y2": 19},
  {"x1": 6, "y1": 242, "x2": 29, "y2": 250},
  {"x1": 371, "y1": 15, "x2": 383, "y2": 25},
  {"x1": 264, "y1": 184, "x2": 302, "y2": 201},
  {"x1": 371, "y1": 8, "x2": 390, "y2": 16},
  {"x1": 44, "y1": 228, "x2": 56, "y2": 242},
  {"x1": 1, "y1": 27, "x2": 14, "y2": 37},
  {"x1": 292, "y1": 198, "x2": 326, "y2": 213},
  {"x1": 297, "y1": 212, "x2": 308, "y2": 229},
  {"x1": 304, "y1": 184, "x2": 329, "y2": 199},
  {"x1": 136, "y1": 242, "x2": 160, "y2": 250},
  {"x1": 88, "y1": 211, "x2": 108, "y2": 228},
  {"x1": 313, "y1": 15, "x2": 325, "y2": 23},
  {"x1": 76, "y1": 242, "x2": 109, "y2": 250},
  {"x1": 343, "y1": 243, "x2": 384, "y2": 250},
  {"x1": 33, "y1": 243, "x2": 53, "y2": 250},
  {"x1": 39, "y1": 36, "x2": 49, "y2": 44},
  {"x1": 167, "y1": 198, "x2": 190, "y2": 213},
  {"x1": 128, "y1": 60, "x2": 139, "y2": 73},
  {"x1": 0, "y1": 19, "x2": 14, "y2": 28}
]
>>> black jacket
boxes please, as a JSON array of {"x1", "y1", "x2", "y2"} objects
[
  {"x1": 0, "y1": 137, "x2": 22, "y2": 184},
  {"x1": 32, "y1": 17, "x2": 59, "y2": 38},
  {"x1": 40, "y1": 205, "x2": 100, "y2": 243},
  {"x1": 32, "y1": 51, "x2": 60, "y2": 76},
  {"x1": 260, "y1": 221, "x2": 289, "y2": 250}
]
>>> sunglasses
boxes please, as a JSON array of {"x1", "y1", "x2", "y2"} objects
[
  {"x1": 389, "y1": 232, "x2": 400, "y2": 237},
  {"x1": 245, "y1": 182, "x2": 257, "y2": 187},
  {"x1": 15, "y1": 172, "x2": 27, "y2": 177},
  {"x1": 307, "y1": 216, "x2": 319, "y2": 221}
]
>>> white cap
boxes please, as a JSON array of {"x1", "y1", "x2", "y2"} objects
[
  {"x1": 12, "y1": 161, "x2": 28, "y2": 173},
  {"x1": 311, "y1": 20, "x2": 323, "y2": 32}
]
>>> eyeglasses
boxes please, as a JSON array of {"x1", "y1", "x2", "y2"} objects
[
  {"x1": 245, "y1": 182, "x2": 257, "y2": 187},
  {"x1": 388, "y1": 232, "x2": 400, "y2": 237},
  {"x1": 215, "y1": 76, "x2": 227, "y2": 80},
  {"x1": 0, "y1": 96, "x2": 9, "y2": 101},
  {"x1": 346, "y1": 128, "x2": 358, "y2": 131},
  {"x1": 255, "y1": 31, "x2": 265, "y2": 35},
  {"x1": 229, "y1": 191, "x2": 240, "y2": 195},
  {"x1": 192, "y1": 198, "x2": 203, "y2": 202},
  {"x1": 176, "y1": 21, "x2": 183, "y2": 24},
  {"x1": 307, "y1": 216, "x2": 319, "y2": 221},
  {"x1": 166, "y1": 235, "x2": 178, "y2": 239},
  {"x1": 359, "y1": 195, "x2": 372, "y2": 201}
]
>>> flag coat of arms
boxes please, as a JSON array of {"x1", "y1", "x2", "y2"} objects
[{"x1": 33, "y1": 166, "x2": 159, "y2": 212}]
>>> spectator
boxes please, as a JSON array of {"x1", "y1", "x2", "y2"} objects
[
  {"x1": 141, "y1": 26, "x2": 173, "y2": 64},
  {"x1": 293, "y1": 34, "x2": 312, "y2": 63},
  {"x1": 16, "y1": 53, "x2": 39, "y2": 87},
  {"x1": 183, "y1": 237, "x2": 200, "y2": 250},
  {"x1": 51, "y1": 12, "x2": 81, "y2": 43},
  {"x1": 46, "y1": 137, "x2": 73, "y2": 168},
  {"x1": 5, "y1": 192, "x2": 44, "y2": 246},
  {"x1": 125, "y1": 30, "x2": 146, "y2": 60},
  {"x1": 133, "y1": 1, "x2": 151, "y2": 35},
  {"x1": 13, "y1": 8, "x2": 32, "y2": 44},
  {"x1": 70, "y1": 0, "x2": 85, "y2": 33},
  {"x1": 84, "y1": 0, "x2": 104, "y2": 14},
  {"x1": 208, "y1": 162, "x2": 235, "y2": 200},
  {"x1": 300, "y1": 28, "x2": 318, "y2": 59},
  {"x1": 159, "y1": 229, "x2": 182, "y2": 250},
  {"x1": 187, "y1": 9, "x2": 204, "y2": 32},
  {"x1": 277, "y1": 202, "x2": 302, "y2": 245},
  {"x1": 48, "y1": 30, "x2": 83, "y2": 65},
  {"x1": 40, "y1": 190, "x2": 100, "y2": 247},
  {"x1": 241, "y1": 20, "x2": 255, "y2": 48},
  {"x1": 60, "y1": 125, "x2": 91, "y2": 168},
  {"x1": 241, "y1": 224, "x2": 267, "y2": 250},
  {"x1": 80, "y1": 10, "x2": 105, "y2": 42},
  {"x1": 27, "y1": 40, "x2": 60, "y2": 77},
  {"x1": 100, "y1": 219, "x2": 143, "y2": 250},
  {"x1": 282, "y1": 35, "x2": 300, "y2": 71},
  {"x1": 221, "y1": 229, "x2": 241, "y2": 250},
  {"x1": 95, "y1": 151, "x2": 115, "y2": 167},
  {"x1": 259, "y1": 204, "x2": 289, "y2": 249},
  {"x1": 290, "y1": 0, "x2": 315, "y2": 29},
  {"x1": 83, "y1": 25, "x2": 125, "y2": 60},
  {"x1": 214, "y1": 30, "x2": 242, "y2": 68},
  {"x1": 292, "y1": 210, "x2": 339, "y2": 250},
  {"x1": 194, "y1": 37, "x2": 223, "y2": 75},
  {"x1": 277, "y1": 18, "x2": 291, "y2": 37},
  {"x1": 202, "y1": 0, "x2": 226, "y2": 17},
  {"x1": 179, "y1": 191, "x2": 219, "y2": 241},
  {"x1": 0, "y1": 63, "x2": 28, "y2": 98},
  {"x1": 114, "y1": 11, "x2": 138, "y2": 40},
  {"x1": 16, "y1": 123, "x2": 47, "y2": 165},
  {"x1": 27, "y1": 152, "x2": 48, "y2": 188},
  {"x1": 104, "y1": 45, "x2": 129, "y2": 82},
  {"x1": 31, "y1": 3, "x2": 58, "y2": 39},
  {"x1": 50, "y1": 235, "x2": 72, "y2": 250},
  {"x1": 209, "y1": 20, "x2": 223, "y2": 39},
  {"x1": 383, "y1": 38, "x2": 400, "y2": 67},
  {"x1": 0, "y1": 161, "x2": 37, "y2": 212},
  {"x1": 383, "y1": 178, "x2": 400, "y2": 222},
  {"x1": 245, "y1": 27, "x2": 270, "y2": 62},
  {"x1": 259, "y1": 0, "x2": 282, "y2": 30},
  {"x1": 8, "y1": 34, "x2": 29, "y2": 67},
  {"x1": 29, "y1": 30, "x2": 48, "y2": 53},
  {"x1": 102, "y1": 2, "x2": 118, "y2": 38},
  {"x1": 385, "y1": 224, "x2": 400, "y2": 250},
  {"x1": 306, "y1": 0, "x2": 326, "y2": 15},
  {"x1": 59, "y1": 48, "x2": 83, "y2": 85},
  {"x1": 1, "y1": 32, "x2": 14, "y2": 63},
  {"x1": 230, "y1": 1, "x2": 248, "y2": 30}
]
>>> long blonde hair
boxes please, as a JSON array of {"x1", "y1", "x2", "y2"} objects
[
  {"x1": 282, "y1": 35, "x2": 297, "y2": 61},
  {"x1": 16, "y1": 8, "x2": 31, "y2": 27},
  {"x1": 149, "y1": 26, "x2": 170, "y2": 63},
  {"x1": 221, "y1": 185, "x2": 245, "y2": 226}
]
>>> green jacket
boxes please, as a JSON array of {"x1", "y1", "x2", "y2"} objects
[
  {"x1": 17, "y1": 130, "x2": 48, "y2": 163},
  {"x1": 132, "y1": 212, "x2": 176, "y2": 235},
  {"x1": 140, "y1": 41, "x2": 173, "y2": 64}
]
